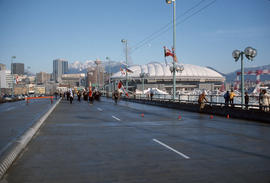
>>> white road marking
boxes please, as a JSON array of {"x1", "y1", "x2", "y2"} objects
[
  {"x1": 4, "y1": 107, "x2": 15, "y2": 112},
  {"x1": 112, "y1": 115, "x2": 121, "y2": 121},
  {"x1": 153, "y1": 139, "x2": 190, "y2": 159},
  {"x1": 97, "y1": 108, "x2": 103, "y2": 111}
]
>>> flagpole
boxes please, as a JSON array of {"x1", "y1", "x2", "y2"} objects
[
  {"x1": 121, "y1": 39, "x2": 128, "y2": 94},
  {"x1": 172, "y1": 0, "x2": 176, "y2": 101}
]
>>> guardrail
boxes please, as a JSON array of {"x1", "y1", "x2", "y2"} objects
[
  {"x1": 103, "y1": 92, "x2": 269, "y2": 111},
  {"x1": 25, "y1": 96, "x2": 54, "y2": 104}
]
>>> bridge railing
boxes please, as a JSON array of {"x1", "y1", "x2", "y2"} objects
[{"x1": 103, "y1": 91, "x2": 268, "y2": 111}]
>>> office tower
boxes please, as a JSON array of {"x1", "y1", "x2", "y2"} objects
[
  {"x1": 12, "y1": 63, "x2": 24, "y2": 75},
  {"x1": 36, "y1": 72, "x2": 51, "y2": 84},
  {"x1": 0, "y1": 70, "x2": 13, "y2": 88},
  {"x1": 53, "y1": 59, "x2": 68, "y2": 83},
  {"x1": 0, "y1": 63, "x2": 6, "y2": 70}
]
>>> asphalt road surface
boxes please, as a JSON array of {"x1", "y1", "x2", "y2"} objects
[
  {"x1": 0, "y1": 98, "x2": 56, "y2": 155},
  {"x1": 1, "y1": 97, "x2": 270, "y2": 183}
]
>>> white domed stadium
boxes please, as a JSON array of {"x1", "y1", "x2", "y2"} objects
[{"x1": 111, "y1": 62, "x2": 225, "y2": 93}]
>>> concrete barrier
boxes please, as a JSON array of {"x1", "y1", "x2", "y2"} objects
[
  {"x1": 0, "y1": 98, "x2": 62, "y2": 179},
  {"x1": 123, "y1": 98, "x2": 270, "y2": 123}
]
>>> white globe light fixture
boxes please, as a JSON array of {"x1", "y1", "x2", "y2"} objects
[{"x1": 232, "y1": 47, "x2": 257, "y2": 108}]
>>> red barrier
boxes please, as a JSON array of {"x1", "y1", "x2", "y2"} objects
[{"x1": 26, "y1": 96, "x2": 54, "y2": 104}]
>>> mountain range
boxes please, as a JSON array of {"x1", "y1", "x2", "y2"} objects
[
  {"x1": 223, "y1": 64, "x2": 270, "y2": 82},
  {"x1": 68, "y1": 60, "x2": 127, "y2": 74}
]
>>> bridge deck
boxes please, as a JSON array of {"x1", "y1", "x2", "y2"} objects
[{"x1": 1, "y1": 98, "x2": 270, "y2": 183}]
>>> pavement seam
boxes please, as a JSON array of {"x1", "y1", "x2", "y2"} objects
[{"x1": 0, "y1": 98, "x2": 62, "y2": 180}]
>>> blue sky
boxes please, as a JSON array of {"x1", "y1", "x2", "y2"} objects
[{"x1": 0, "y1": 0, "x2": 269, "y2": 74}]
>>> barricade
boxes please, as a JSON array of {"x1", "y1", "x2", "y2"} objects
[{"x1": 26, "y1": 96, "x2": 53, "y2": 104}]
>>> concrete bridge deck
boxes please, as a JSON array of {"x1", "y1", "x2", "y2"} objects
[{"x1": 1, "y1": 97, "x2": 270, "y2": 182}]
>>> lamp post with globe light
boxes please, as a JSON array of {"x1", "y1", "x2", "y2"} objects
[
  {"x1": 140, "y1": 72, "x2": 150, "y2": 94},
  {"x1": 232, "y1": 47, "x2": 257, "y2": 108},
  {"x1": 106, "y1": 57, "x2": 111, "y2": 94},
  {"x1": 170, "y1": 64, "x2": 184, "y2": 96},
  {"x1": 11, "y1": 56, "x2": 16, "y2": 95},
  {"x1": 166, "y1": 0, "x2": 177, "y2": 100},
  {"x1": 121, "y1": 39, "x2": 128, "y2": 92}
]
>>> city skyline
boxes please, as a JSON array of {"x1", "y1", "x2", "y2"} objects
[{"x1": 0, "y1": 0, "x2": 269, "y2": 74}]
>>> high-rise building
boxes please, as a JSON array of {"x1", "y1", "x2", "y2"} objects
[
  {"x1": 36, "y1": 72, "x2": 51, "y2": 84},
  {"x1": 0, "y1": 63, "x2": 6, "y2": 70},
  {"x1": 12, "y1": 63, "x2": 24, "y2": 75},
  {"x1": 0, "y1": 70, "x2": 13, "y2": 89},
  {"x1": 53, "y1": 59, "x2": 68, "y2": 83}
]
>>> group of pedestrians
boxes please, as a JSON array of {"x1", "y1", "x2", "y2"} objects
[
  {"x1": 223, "y1": 89, "x2": 236, "y2": 107},
  {"x1": 259, "y1": 89, "x2": 270, "y2": 112},
  {"x1": 198, "y1": 88, "x2": 270, "y2": 112},
  {"x1": 58, "y1": 88, "x2": 102, "y2": 104}
]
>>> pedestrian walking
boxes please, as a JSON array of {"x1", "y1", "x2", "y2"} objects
[
  {"x1": 261, "y1": 89, "x2": 270, "y2": 112},
  {"x1": 244, "y1": 92, "x2": 249, "y2": 110},
  {"x1": 89, "y1": 88, "x2": 94, "y2": 104},
  {"x1": 224, "y1": 91, "x2": 230, "y2": 107},
  {"x1": 113, "y1": 90, "x2": 119, "y2": 104},
  {"x1": 259, "y1": 89, "x2": 263, "y2": 110},
  {"x1": 77, "y1": 91, "x2": 81, "y2": 102},
  {"x1": 67, "y1": 91, "x2": 70, "y2": 101},
  {"x1": 198, "y1": 91, "x2": 208, "y2": 111},
  {"x1": 229, "y1": 89, "x2": 236, "y2": 107},
  {"x1": 150, "y1": 89, "x2": 154, "y2": 101},
  {"x1": 69, "y1": 89, "x2": 73, "y2": 104}
]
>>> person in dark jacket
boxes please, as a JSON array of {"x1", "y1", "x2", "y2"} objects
[
  {"x1": 244, "y1": 92, "x2": 249, "y2": 109},
  {"x1": 224, "y1": 91, "x2": 230, "y2": 107}
]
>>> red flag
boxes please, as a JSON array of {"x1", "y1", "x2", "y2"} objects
[
  {"x1": 164, "y1": 46, "x2": 174, "y2": 57},
  {"x1": 118, "y1": 81, "x2": 122, "y2": 89},
  {"x1": 89, "y1": 87, "x2": 92, "y2": 97},
  {"x1": 120, "y1": 68, "x2": 126, "y2": 75}
]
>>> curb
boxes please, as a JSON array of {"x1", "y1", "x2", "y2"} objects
[{"x1": 0, "y1": 98, "x2": 62, "y2": 179}]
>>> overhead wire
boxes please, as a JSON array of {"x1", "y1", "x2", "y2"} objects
[
  {"x1": 130, "y1": 0, "x2": 217, "y2": 54},
  {"x1": 132, "y1": 0, "x2": 208, "y2": 51}
]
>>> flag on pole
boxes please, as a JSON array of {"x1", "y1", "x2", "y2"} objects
[
  {"x1": 117, "y1": 81, "x2": 129, "y2": 97},
  {"x1": 120, "y1": 68, "x2": 126, "y2": 75},
  {"x1": 163, "y1": 46, "x2": 174, "y2": 57},
  {"x1": 118, "y1": 81, "x2": 122, "y2": 89},
  {"x1": 89, "y1": 82, "x2": 92, "y2": 97},
  {"x1": 172, "y1": 47, "x2": 178, "y2": 63}
]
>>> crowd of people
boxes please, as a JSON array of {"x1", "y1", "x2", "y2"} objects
[
  {"x1": 57, "y1": 88, "x2": 102, "y2": 104},
  {"x1": 198, "y1": 89, "x2": 270, "y2": 112}
]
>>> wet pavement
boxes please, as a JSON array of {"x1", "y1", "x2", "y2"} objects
[
  {"x1": 1, "y1": 97, "x2": 270, "y2": 183},
  {"x1": 0, "y1": 98, "x2": 56, "y2": 154}
]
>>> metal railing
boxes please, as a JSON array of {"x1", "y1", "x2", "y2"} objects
[{"x1": 103, "y1": 91, "x2": 269, "y2": 111}]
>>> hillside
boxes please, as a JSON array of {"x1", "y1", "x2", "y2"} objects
[{"x1": 224, "y1": 64, "x2": 270, "y2": 82}]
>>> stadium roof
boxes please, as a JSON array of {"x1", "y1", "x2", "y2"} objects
[{"x1": 111, "y1": 62, "x2": 224, "y2": 80}]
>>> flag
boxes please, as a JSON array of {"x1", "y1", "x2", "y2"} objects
[
  {"x1": 117, "y1": 81, "x2": 129, "y2": 97},
  {"x1": 118, "y1": 81, "x2": 122, "y2": 89},
  {"x1": 163, "y1": 46, "x2": 174, "y2": 57},
  {"x1": 172, "y1": 47, "x2": 178, "y2": 63},
  {"x1": 120, "y1": 68, "x2": 125, "y2": 75}
]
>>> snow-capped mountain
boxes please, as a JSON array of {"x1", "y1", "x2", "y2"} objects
[{"x1": 68, "y1": 60, "x2": 127, "y2": 74}]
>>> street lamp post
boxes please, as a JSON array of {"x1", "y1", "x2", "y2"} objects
[
  {"x1": 95, "y1": 59, "x2": 101, "y2": 90},
  {"x1": 121, "y1": 39, "x2": 128, "y2": 92},
  {"x1": 11, "y1": 56, "x2": 16, "y2": 95},
  {"x1": 232, "y1": 47, "x2": 257, "y2": 108},
  {"x1": 140, "y1": 72, "x2": 150, "y2": 94},
  {"x1": 166, "y1": 0, "x2": 177, "y2": 101},
  {"x1": 106, "y1": 56, "x2": 111, "y2": 94}
]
